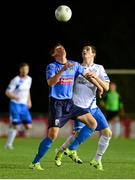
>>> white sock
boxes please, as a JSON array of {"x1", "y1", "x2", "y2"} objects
[
  {"x1": 6, "y1": 128, "x2": 17, "y2": 147},
  {"x1": 58, "y1": 134, "x2": 76, "y2": 152},
  {"x1": 95, "y1": 135, "x2": 111, "y2": 161}
]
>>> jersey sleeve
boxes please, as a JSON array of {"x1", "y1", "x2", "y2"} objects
[
  {"x1": 46, "y1": 63, "x2": 56, "y2": 80},
  {"x1": 98, "y1": 65, "x2": 110, "y2": 82},
  {"x1": 29, "y1": 77, "x2": 32, "y2": 88},
  {"x1": 6, "y1": 78, "x2": 17, "y2": 93},
  {"x1": 75, "y1": 62, "x2": 85, "y2": 77}
]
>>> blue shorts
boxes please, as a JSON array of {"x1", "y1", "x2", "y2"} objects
[
  {"x1": 9, "y1": 102, "x2": 32, "y2": 125},
  {"x1": 48, "y1": 97, "x2": 89, "y2": 128},
  {"x1": 74, "y1": 107, "x2": 109, "y2": 132}
]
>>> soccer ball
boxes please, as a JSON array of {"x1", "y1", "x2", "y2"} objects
[{"x1": 55, "y1": 5, "x2": 72, "y2": 22}]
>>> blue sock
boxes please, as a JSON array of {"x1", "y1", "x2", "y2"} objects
[
  {"x1": 69, "y1": 126, "x2": 94, "y2": 150},
  {"x1": 32, "y1": 137, "x2": 52, "y2": 163}
]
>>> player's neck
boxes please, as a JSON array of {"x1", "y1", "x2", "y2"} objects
[
  {"x1": 82, "y1": 58, "x2": 94, "y2": 67},
  {"x1": 19, "y1": 74, "x2": 27, "y2": 79},
  {"x1": 56, "y1": 56, "x2": 67, "y2": 64}
]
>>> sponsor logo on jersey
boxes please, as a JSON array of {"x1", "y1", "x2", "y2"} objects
[{"x1": 57, "y1": 78, "x2": 73, "y2": 85}]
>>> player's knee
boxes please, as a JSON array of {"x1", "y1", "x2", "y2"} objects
[
  {"x1": 48, "y1": 129, "x2": 59, "y2": 141},
  {"x1": 25, "y1": 124, "x2": 32, "y2": 130},
  {"x1": 87, "y1": 119, "x2": 97, "y2": 130},
  {"x1": 72, "y1": 130, "x2": 79, "y2": 137},
  {"x1": 10, "y1": 124, "x2": 18, "y2": 130},
  {"x1": 92, "y1": 120, "x2": 97, "y2": 130},
  {"x1": 78, "y1": 114, "x2": 97, "y2": 130},
  {"x1": 102, "y1": 128, "x2": 112, "y2": 138},
  {"x1": 48, "y1": 133, "x2": 58, "y2": 141}
]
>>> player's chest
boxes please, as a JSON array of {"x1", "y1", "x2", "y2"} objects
[
  {"x1": 56, "y1": 66, "x2": 75, "y2": 76},
  {"x1": 15, "y1": 80, "x2": 30, "y2": 91}
]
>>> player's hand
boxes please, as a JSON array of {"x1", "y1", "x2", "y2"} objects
[
  {"x1": 98, "y1": 89, "x2": 103, "y2": 98},
  {"x1": 14, "y1": 96, "x2": 20, "y2": 102},
  {"x1": 62, "y1": 62, "x2": 74, "y2": 71},
  {"x1": 28, "y1": 102, "x2": 32, "y2": 109},
  {"x1": 86, "y1": 72, "x2": 97, "y2": 79}
]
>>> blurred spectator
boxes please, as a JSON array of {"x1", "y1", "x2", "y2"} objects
[{"x1": 100, "y1": 82, "x2": 125, "y2": 138}]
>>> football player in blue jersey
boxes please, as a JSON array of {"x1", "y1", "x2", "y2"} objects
[
  {"x1": 55, "y1": 45, "x2": 112, "y2": 171},
  {"x1": 29, "y1": 44, "x2": 104, "y2": 170}
]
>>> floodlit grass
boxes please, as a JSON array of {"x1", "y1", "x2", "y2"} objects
[{"x1": 0, "y1": 137, "x2": 135, "y2": 179}]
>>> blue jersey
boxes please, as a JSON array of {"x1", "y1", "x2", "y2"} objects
[{"x1": 46, "y1": 60, "x2": 84, "y2": 99}]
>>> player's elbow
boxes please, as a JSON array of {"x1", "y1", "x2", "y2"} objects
[
  {"x1": 5, "y1": 91, "x2": 9, "y2": 97},
  {"x1": 104, "y1": 85, "x2": 109, "y2": 92},
  {"x1": 47, "y1": 79, "x2": 57, "y2": 86},
  {"x1": 47, "y1": 79, "x2": 56, "y2": 86},
  {"x1": 47, "y1": 79, "x2": 54, "y2": 86},
  {"x1": 104, "y1": 83, "x2": 110, "y2": 92}
]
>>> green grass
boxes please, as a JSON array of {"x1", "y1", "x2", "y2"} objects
[{"x1": 0, "y1": 137, "x2": 135, "y2": 179}]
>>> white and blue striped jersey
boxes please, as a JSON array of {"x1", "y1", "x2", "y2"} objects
[
  {"x1": 73, "y1": 63, "x2": 110, "y2": 109},
  {"x1": 6, "y1": 75, "x2": 32, "y2": 105}
]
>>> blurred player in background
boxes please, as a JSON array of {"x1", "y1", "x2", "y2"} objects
[
  {"x1": 100, "y1": 82, "x2": 125, "y2": 138},
  {"x1": 5, "y1": 63, "x2": 32, "y2": 149},
  {"x1": 29, "y1": 44, "x2": 104, "y2": 171},
  {"x1": 55, "y1": 45, "x2": 112, "y2": 171}
]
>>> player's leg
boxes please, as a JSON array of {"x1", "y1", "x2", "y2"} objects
[
  {"x1": 90, "y1": 108, "x2": 112, "y2": 170},
  {"x1": 5, "y1": 124, "x2": 18, "y2": 149},
  {"x1": 55, "y1": 102, "x2": 96, "y2": 166},
  {"x1": 61, "y1": 107, "x2": 97, "y2": 164},
  {"x1": 57, "y1": 121, "x2": 85, "y2": 152},
  {"x1": 29, "y1": 98, "x2": 69, "y2": 170},
  {"x1": 22, "y1": 105, "x2": 32, "y2": 136},
  {"x1": 5, "y1": 102, "x2": 21, "y2": 149},
  {"x1": 55, "y1": 121, "x2": 85, "y2": 166},
  {"x1": 67, "y1": 110, "x2": 97, "y2": 151},
  {"x1": 29, "y1": 127, "x2": 59, "y2": 170}
]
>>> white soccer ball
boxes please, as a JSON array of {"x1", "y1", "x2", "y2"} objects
[{"x1": 55, "y1": 5, "x2": 72, "y2": 22}]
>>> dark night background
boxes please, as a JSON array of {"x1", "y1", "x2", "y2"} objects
[{"x1": 1, "y1": 0, "x2": 135, "y2": 114}]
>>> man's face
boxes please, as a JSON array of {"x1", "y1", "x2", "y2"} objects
[
  {"x1": 53, "y1": 45, "x2": 66, "y2": 58},
  {"x1": 82, "y1": 46, "x2": 95, "y2": 59},
  {"x1": 110, "y1": 83, "x2": 117, "y2": 91},
  {"x1": 20, "y1": 65, "x2": 29, "y2": 77}
]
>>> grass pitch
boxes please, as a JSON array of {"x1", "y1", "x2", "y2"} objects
[{"x1": 0, "y1": 137, "x2": 135, "y2": 179}]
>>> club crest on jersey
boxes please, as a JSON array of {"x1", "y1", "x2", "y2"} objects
[
  {"x1": 69, "y1": 66, "x2": 74, "y2": 71},
  {"x1": 55, "y1": 119, "x2": 60, "y2": 126}
]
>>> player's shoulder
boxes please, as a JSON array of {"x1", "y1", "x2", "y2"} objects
[
  {"x1": 27, "y1": 75, "x2": 32, "y2": 81},
  {"x1": 69, "y1": 59, "x2": 81, "y2": 66},
  {"x1": 11, "y1": 75, "x2": 20, "y2": 82},
  {"x1": 93, "y1": 63, "x2": 104, "y2": 69},
  {"x1": 46, "y1": 61, "x2": 57, "y2": 69}
]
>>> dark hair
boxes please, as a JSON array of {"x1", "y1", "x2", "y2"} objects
[
  {"x1": 19, "y1": 62, "x2": 29, "y2": 68},
  {"x1": 50, "y1": 43, "x2": 64, "y2": 57},
  {"x1": 90, "y1": 45, "x2": 96, "y2": 54},
  {"x1": 83, "y1": 44, "x2": 96, "y2": 54}
]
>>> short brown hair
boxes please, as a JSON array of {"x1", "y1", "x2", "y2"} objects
[
  {"x1": 19, "y1": 62, "x2": 29, "y2": 68},
  {"x1": 83, "y1": 44, "x2": 96, "y2": 54}
]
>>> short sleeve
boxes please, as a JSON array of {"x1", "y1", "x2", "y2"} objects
[
  {"x1": 6, "y1": 78, "x2": 17, "y2": 92},
  {"x1": 98, "y1": 65, "x2": 110, "y2": 82},
  {"x1": 46, "y1": 63, "x2": 56, "y2": 80},
  {"x1": 29, "y1": 77, "x2": 32, "y2": 88},
  {"x1": 75, "y1": 62, "x2": 84, "y2": 77}
]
